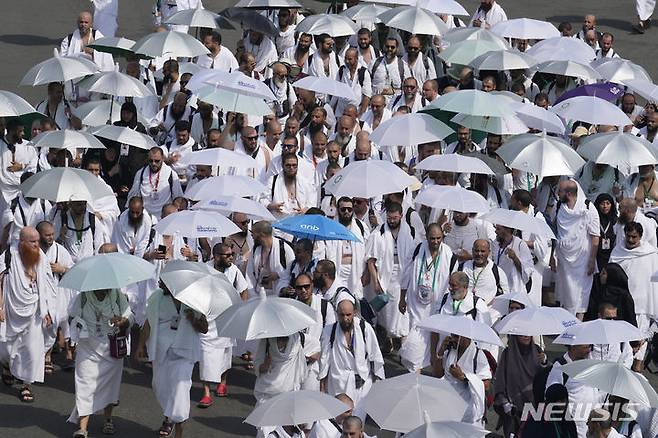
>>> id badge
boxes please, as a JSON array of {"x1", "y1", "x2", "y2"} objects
[
  {"x1": 152, "y1": 191, "x2": 160, "y2": 201},
  {"x1": 418, "y1": 285, "x2": 432, "y2": 304},
  {"x1": 95, "y1": 323, "x2": 103, "y2": 337},
  {"x1": 601, "y1": 238, "x2": 610, "y2": 250},
  {"x1": 170, "y1": 315, "x2": 180, "y2": 330},
  {"x1": 120, "y1": 144, "x2": 129, "y2": 156}
]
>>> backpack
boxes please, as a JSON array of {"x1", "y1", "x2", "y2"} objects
[
  {"x1": 265, "y1": 331, "x2": 306, "y2": 355},
  {"x1": 264, "y1": 77, "x2": 293, "y2": 118},
  {"x1": 338, "y1": 65, "x2": 367, "y2": 88},
  {"x1": 371, "y1": 56, "x2": 405, "y2": 86},
  {"x1": 139, "y1": 166, "x2": 175, "y2": 199},
  {"x1": 329, "y1": 318, "x2": 367, "y2": 354},
  {"x1": 60, "y1": 208, "x2": 96, "y2": 238},
  {"x1": 309, "y1": 52, "x2": 341, "y2": 74},
  {"x1": 437, "y1": 291, "x2": 481, "y2": 320},
  {"x1": 378, "y1": 208, "x2": 417, "y2": 239},
  {"x1": 66, "y1": 29, "x2": 97, "y2": 48},
  {"x1": 554, "y1": 199, "x2": 591, "y2": 237},
  {"x1": 532, "y1": 356, "x2": 568, "y2": 404},
  {"x1": 457, "y1": 261, "x2": 504, "y2": 296},
  {"x1": 411, "y1": 242, "x2": 459, "y2": 271},
  {"x1": 10, "y1": 197, "x2": 46, "y2": 226},
  {"x1": 645, "y1": 332, "x2": 658, "y2": 373}
]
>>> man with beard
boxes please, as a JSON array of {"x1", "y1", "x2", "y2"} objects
[
  {"x1": 163, "y1": 120, "x2": 198, "y2": 184},
  {"x1": 613, "y1": 198, "x2": 657, "y2": 248},
  {"x1": 331, "y1": 115, "x2": 358, "y2": 158},
  {"x1": 246, "y1": 221, "x2": 294, "y2": 298},
  {"x1": 189, "y1": 101, "x2": 221, "y2": 148},
  {"x1": 111, "y1": 196, "x2": 154, "y2": 257},
  {"x1": 622, "y1": 163, "x2": 658, "y2": 208},
  {"x1": 53, "y1": 200, "x2": 106, "y2": 263},
  {"x1": 491, "y1": 224, "x2": 534, "y2": 297},
  {"x1": 343, "y1": 132, "x2": 380, "y2": 165},
  {"x1": 469, "y1": 0, "x2": 508, "y2": 28},
  {"x1": 619, "y1": 93, "x2": 643, "y2": 123},
  {"x1": 316, "y1": 141, "x2": 341, "y2": 190},
  {"x1": 388, "y1": 77, "x2": 424, "y2": 113},
  {"x1": 319, "y1": 298, "x2": 384, "y2": 420},
  {"x1": 266, "y1": 135, "x2": 317, "y2": 187},
  {"x1": 127, "y1": 147, "x2": 184, "y2": 218},
  {"x1": 370, "y1": 38, "x2": 411, "y2": 100},
  {"x1": 543, "y1": 74, "x2": 577, "y2": 105},
  {"x1": 303, "y1": 107, "x2": 332, "y2": 146},
  {"x1": 274, "y1": 8, "x2": 295, "y2": 56},
  {"x1": 264, "y1": 62, "x2": 297, "y2": 123},
  {"x1": 333, "y1": 48, "x2": 372, "y2": 118},
  {"x1": 445, "y1": 126, "x2": 481, "y2": 155},
  {"x1": 280, "y1": 239, "x2": 318, "y2": 298},
  {"x1": 308, "y1": 33, "x2": 341, "y2": 81},
  {"x1": 304, "y1": 131, "x2": 328, "y2": 172},
  {"x1": 609, "y1": 222, "x2": 658, "y2": 372},
  {"x1": 158, "y1": 59, "x2": 182, "y2": 107},
  {"x1": 360, "y1": 95, "x2": 392, "y2": 133},
  {"x1": 355, "y1": 28, "x2": 378, "y2": 70},
  {"x1": 293, "y1": 273, "x2": 323, "y2": 390},
  {"x1": 312, "y1": 260, "x2": 342, "y2": 326},
  {"x1": 550, "y1": 179, "x2": 600, "y2": 319},
  {"x1": 224, "y1": 212, "x2": 253, "y2": 274},
  {"x1": 0, "y1": 226, "x2": 56, "y2": 403},
  {"x1": 324, "y1": 197, "x2": 369, "y2": 298},
  {"x1": 472, "y1": 173, "x2": 509, "y2": 210},
  {"x1": 292, "y1": 89, "x2": 321, "y2": 132},
  {"x1": 460, "y1": 239, "x2": 509, "y2": 309},
  {"x1": 196, "y1": 243, "x2": 248, "y2": 407},
  {"x1": 149, "y1": 92, "x2": 193, "y2": 145},
  {"x1": 365, "y1": 202, "x2": 416, "y2": 347},
  {"x1": 195, "y1": 30, "x2": 238, "y2": 71},
  {"x1": 0, "y1": 119, "x2": 38, "y2": 203},
  {"x1": 403, "y1": 36, "x2": 437, "y2": 87},
  {"x1": 265, "y1": 153, "x2": 316, "y2": 218},
  {"x1": 234, "y1": 126, "x2": 273, "y2": 181},
  {"x1": 638, "y1": 112, "x2": 658, "y2": 145},
  {"x1": 237, "y1": 52, "x2": 261, "y2": 80},
  {"x1": 242, "y1": 30, "x2": 278, "y2": 77},
  {"x1": 443, "y1": 211, "x2": 496, "y2": 262},
  {"x1": 281, "y1": 33, "x2": 314, "y2": 73}
]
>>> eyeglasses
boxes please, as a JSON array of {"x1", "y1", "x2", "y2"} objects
[
  {"x1": 282, "y1": 143, "x2": 296, "y2": 149},
  {"x1": 339, "y1": 207, "x2": 353, "y2": 212},
  {"x1": 294, "y1": 283, "x2": 312, "y2": 290},
  {"x1": 385, "y1": 45, "x2": 397, "y2": 49}
]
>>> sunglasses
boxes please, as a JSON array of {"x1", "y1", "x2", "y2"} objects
[
  {"x1": 282, "y1": 143, "x2": 296, "y2": 149},
  {"x1": 294, "y1": 283, "x2": 312, "y2": 290},
  {"x1": 339, "y1": 207, "x2": 353, "y2": 212}
]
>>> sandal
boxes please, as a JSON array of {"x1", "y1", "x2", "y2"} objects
[
  {"x1": 197, "y1": 395, "x2": 213, "y2": 408},
  {"x1": 215, "y1": 383, "x2": 227, "y2": 397},
  {"x1": 20, "y1": 386, "x2": 34, "y2": 403},
  {"x1": 2, "y1": 367, "x2": 14, "y2": 386},
  {"x1": 102, "y1": 419, "x2": 115, "y2": 435},
  {"x1": 44, "y1": 361, "x2": 55, "y2": 375},
  {"x1": 72, "y1": 430, "x2": 88, "y2": 438},
  {"x1": 158, "y1": 420, "x2": 174, "y2": 437}
]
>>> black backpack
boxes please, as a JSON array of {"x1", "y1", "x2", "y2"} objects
[
  {"x1": 457, "y1": 261, "x2": 504, "y2": 297},
  {"x1": 338, "y1": 65, "x2": 367, "y2": 88},
  {"x1": 532, "y1": 356, "x2": 568, "y2": 405}
]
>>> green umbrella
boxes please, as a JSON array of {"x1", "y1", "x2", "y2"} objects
[
  {"x1": 418, "y1": 107, "x2": 486, "y2": 145},
  {"x1": 60, "y1": 253, "x2": 156, "y2": 291},
  {"x1": 438, "y1": 40, "x2": 504, "y2": 66}
]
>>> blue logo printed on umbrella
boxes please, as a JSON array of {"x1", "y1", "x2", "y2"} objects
[
  {"x1": 197, "y1": 225, "x2": 218, "y2": 233},
  {"x1": 237, "y1": 80, "x2": 256, "y2": 90},
  {"x1": 300, "y1": 224, "x2": 320, "y2": 231}
]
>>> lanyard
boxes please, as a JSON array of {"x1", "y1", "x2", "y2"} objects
[
  {"x1": 471, "y1": 266, "x2": 485, "y2": 293},
  {"x1": 496, "y1": 241, "x2": 510, "y2": 265},
  {"x1": 417, "y1": 249, "x2": 441, "y2": 290},
  {"x1": 148, "y1": 169, "x2": 161, "y2": 193}
]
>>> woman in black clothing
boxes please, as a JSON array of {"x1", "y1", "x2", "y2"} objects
[
  {"x1": 594, "y1": 193, "x2": 617, "y2": 269},
  {"x1": 113, "y1": 102, "x2": 148, "y2": 183}
]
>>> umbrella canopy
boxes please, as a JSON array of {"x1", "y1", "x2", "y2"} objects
[
  {"x1": 273, "y1": 215, "x2": 361, "y2": 242},
  {"x1": 577, "y1": 131, "x2": 658, "y2": 175},
  {"x1": 491, "y1": 18, "x2": 560, "y2": 40},
  {"x1": 534, "y1": 60, "x2": 601, "y2": 82},
  {"x1": 494, "y1": 306, "x2": 579, "y2": 336},
  {"x1": 624, "y1": 78, "x2": 658, "y2": 102},
  {"x1": 424, "y1": 89, "x2": 512, "y2": 117},
  {"x1": 438, "y1": 40, "x2": 504, "y2": 66},
  {"x1": 184, "y1": 175, "x2": 266, "y2": 200},
  {"x1": 293, "y1": 75, "x2": 356, "y2": 100},
  {"x1": 378, "y1": 6, "x2": 448, "y2": 35},
  {"x1": 214, "y1": 295, "x2": 317, "y2": 340},
  {"x1": 341, "y1": 3, "x2": 390, "y2": 22},
  {"x1": 451, "y1": 113, "x2": 529, "y2": 135},
  {"x1": 187, "y1": 69, "x2": 275, "y2": 99},
  {"x1": 220, "y1": 8, "x2": 278, "y2": 38},
  {"x1": 480, "y1": 208, "x2": 556, "y2": 239},
  {"x1": 20, "y1": 48, "x2": 99, "y2": 86},
  {"x1": 88, "y1": 125, "x2": 157, "y2": 150},
  {"x1": 592, "y1": 57, "x2": 652, "y2": 84},
  {"x1": 0, "y1": 91, "x2": 39, "y2": 117},
  {"x1": 179, "y1": 147, "x2": 258, "y2": 169},
  {"x1": 495, "y1": 132, "x2": 586, "y2": 178},
  {"x1": 83, "y1": 66, "x2": 154, "y2": 99},
  {"x1": 71, "y1": 100, "x2": 121, "y2": 126},
  {"x1": 132, "y1": 30, "x2": 210, "y2": 58},
  {"x1": 31, "y1": 129, "x2": 106, "y2": 150},
  {"x1": 550, "y1": 96, "x2": 632, "y2": 127},
  {"x1": 245, "y1": 390, "x2": 350, "y2": 427},
  {"x1": 154, "y1": 210, "x2": 241, "y2": 238},
  {"x1": 165, "y1": 2, "x2": 221, "y2": 28},
  {"x1": 560, "y1": 359, "x2": 658, "y2": 407},
  {"x1": 414, "y1": 185, "x2": 491, "y2": 214},
  {"x1": 470, "y1": 50, "x2": 537, "y2": 72},
  {"x1": 526, "y1": 37, "x2": 596, "y2": 63},
  {"x1": 235, "y1": 0, "x2": 302, "y2": 7},
  {"x1": 160, "y1": 260, "x2": 241, "y2": 320},
  {"x1": 60, "y1": 253, "x2": 155, "y2": 291},
  {"x1": 555, "y1": 82, "x2": 625, "y2": 104},
  {"x1": 416, "y1": 154, "x2": 494, "y2": 175},
  {"x1": 86, "y1": 37, "x2": 142, "y2": 58},
  {"x1": 463, "y1": 152, "x2": 510, "y2": 175},
  {"x1": 363, "y1": 373, "x2": 469, "y2": 433},
  {"x1": 490, "y1": 291, "x2": 536, "y2": 310},
  {"x1": 296, "y1": 14, "x2": 359, "y2": 37},
  {"x1": 369, "y1": 113, "x2": 453, "y2": 146},
  {"x1": 553, "y1": 319, "x2": 644, "y2": 345},
  {"x1": 415, "y1": 0, "x2": 469, "y2": 15},
  {"x1": 405, "y1": 418, "x2": 488, "y2": 438},
  {"x1": 20, "y1": 167, "x2": 113, "y2": 202},
  {"x1": 418, "y1": 314, "x2": 503, "y2": 346},
  {"x1": 323, "y1": 160, "x2": 416, "y2": 198},
  {"x1": 442, "y1": 27, "x2": 509, "y2": 49},
  {"x1": 192, "y1": 196, "x2": 275, "y2": 221},
  {"x1": 196, "y1": 85, "x2": 273, "y2": 117},
  {"x1": 510, "y1": 101, "x2": 565, "y2": 134}
]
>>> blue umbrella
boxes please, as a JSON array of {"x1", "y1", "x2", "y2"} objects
[
  {"x1": 273, "y1": 215, "x2": 361, "y2": 242},
  {"x1": 554, "y1": 82, "x2": 624, "y2": 104}
]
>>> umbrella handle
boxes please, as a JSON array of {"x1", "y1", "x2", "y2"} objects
[{"x1": 109, "y1": 96, "x2": 114, "y2": 124}]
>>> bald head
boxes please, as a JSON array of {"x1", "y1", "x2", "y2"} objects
[
  {"x1": 99, "y1": 243, "x2": 118, "y2": 254},
  {"x1": 19, "y1": 226, "x2": 40, "y2": 267},
  {"x1": 78, "y1": 11, "x2": 93, "y2": 36},
  {"x1": 20, "y1": 226, "x2": 39, "y2": 243}
]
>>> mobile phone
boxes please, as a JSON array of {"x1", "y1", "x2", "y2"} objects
[{"x1": 158, "y1": 245, "x2": 166, "y2": 253}]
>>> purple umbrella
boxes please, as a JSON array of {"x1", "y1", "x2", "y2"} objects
[{"x1": 555, "y1": 82, "x2": 625, "y2": 104}]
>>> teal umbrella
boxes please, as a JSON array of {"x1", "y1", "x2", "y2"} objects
[
  {"x1": 418, "y1": 107, "x2": 486, "y2": 145},
  {"x1": 60, "y1": 253, "x2": 156, "y2": 291}
]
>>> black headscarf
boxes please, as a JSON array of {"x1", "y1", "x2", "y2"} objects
[{"x1": 595, "y1": 192, "x2": 617, "y2": 228}]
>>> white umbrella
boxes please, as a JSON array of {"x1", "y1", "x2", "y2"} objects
[
  {"x1": 189, "y1": 69, "x2": 275, "y2": 100},
  {"x1": 510, "y1": 101, "x2": 566, "y2": 134},
  {"x1": 86, "y1": 65, "x2": 154, "y2": 98},
  {"x1": 416, "y1": 154, "x2": 494, "y2": 175},
  {"x1": 553, "y1": 319, "x2": 644, "y2": 345},
  {"x1": 480, "y1": 208, "x2": 556, "y2": 239},
  {"x1": 414, "y1": 185, "x2": 491, "y2": 214},
  {"x1": 363, "y1": 373, "x2": 469, "y2": 433},
  {"x1": 490, "y1": 90, "x2": 526, "y2": 103},
  {"x1": 438, "y1": 40, "x2": 504, "y2": 66},
  {"x1": 369, "y1": 113, "x2": 453, "y2": 146},
  {"x1": 494, "y1": 306, "x2": 579, "y2": 336},
  {"x1": 577, "y1": 131, "x2": 658, "y2": 175},
  {"x1": 60, "y1": 253, "x2": 155, "y2": 291},
  {"x1": 451, "y1": 113, "x2": 529, "y2": 135},
  {"x1": 160, "y1": 260, "x2": 241, "y2": 320},
  {"x1": 550, "y1": 96, "x2": 632, "y2": 126},
  {"x1": 490, "y1": 292, "x2": 536, "y2": 310},
  {"x1": 341, "y1": 3, "x2": 390, "y2": 23},
  {"x1": 424, "y1": 89, "x2": 512, "y2": 117},
  {"x1": 469, "y1": 50, "x2": 537, "y2": 71},
  {"x1": 71, "y1": 100, "x2": 121, "y2": 126},
  {"x1": 164, "y1": 2, "x2": 221, "y2": 28},
  {"x1": 296, "y1": 14, "x2": 359, "y2": 37},
  {"x1": 624, "y1": 78, "x2": 658, "y2": 102},
  {"x1": 496, "y1": 132, "x2": 585, "y2": 178},
  {"x1": 192, "y1": 196, "x2": 276, "y2": 221},
  {"x1": 184, "y1": 175, "x2": 266, "y2": 200},
  {"x1": 178, "y1": 61, "x2": 204, "y2": 76},
  {"x1": 415, "y1": 0, "x2": 469, "y2": 16},
  {"x1": 442, "y1": 27, "x2": 509, "y2": 50},
  {"x1": 88, "y1": 125, "x2": 157, "y2": 150},
  {"x1": 245, "y1": 390, "x2": 350, "y2": 427},
  {"x1": 154, "y1": 210, "x2": 241, "y2": 238},
  {"x1": 491, "y1": 18, "x2": 560, "y2": 40},
  {"x1": 293, "y1": 75, "x2": 356, "y2": 100},
  {"x1": 20, "y1": 167, "x2": 113, "y2": 202},
  {"x1": 20, "y1": 48, "x2": 99, "y2": 86},
  {"x1": 179, "y1": 147, "x2": 258, "y2": 169},
  {"x1": 196, "y1": 85, "x2": 273, "y2": 117},
  {"x1": 526, "y1": 37, "x2": 596, "y2": 63},
  {"x1": 0, "y1": 91, "x2": 39, "y2": 117},
  {"x1": 418, "y1": 314, "x2": 503, "y2": 346},
  {"x1": 405, "y1": 416, "x2": 487, "y2": 438},
  {"x1": 132, "y1": 30, "x2": 210, "y2": 58},
  {"x1": 235, "y1": 0, "x2": 302, "y2": 6},
  {"x1": 592, "y1": 57, "x2": 652, "y2": 84},
  {"x1": 378, "y1": 6, "x2": 449, "y2": 36},
  {"x1": 323, "y1": 160, "x2": 417, "y2": 198},
  {"x1": 534, "y1": 60, "x2": 602, "y2": 82},
  {"x1": 560, "y1": 359, "x2": 658, "y2": 407},
  {"x1": 31, "y1": 129, "x2": 106, "y2": 150},
  {"x1": 213, "y1": 295, "x2": 317, "y2": 340}
]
